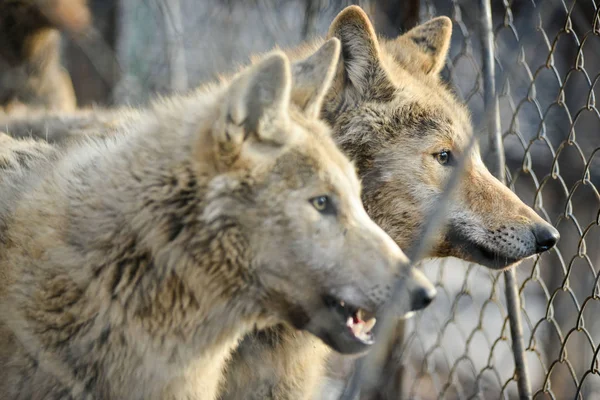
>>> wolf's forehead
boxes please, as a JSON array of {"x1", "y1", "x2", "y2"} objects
[
  {"x1": 275, "y1": 144, "x2": 359, "y2": 195},
  {"x1": 291, "y1": 116, "x2": 355, "y2": 173},
  {"x1": 376, "y1": 93, "x2": 471, "y2": 142},
  {"x1": 325, "y1": 155, "x2": 361, "y2": 194}
]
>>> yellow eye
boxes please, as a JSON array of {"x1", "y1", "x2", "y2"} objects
[
  {"x1": 311, "y1": 196, "x2": 329, "y2": 211},
  {"x1": 310, "y1": 196, "x2": 336, "y2": 215}
]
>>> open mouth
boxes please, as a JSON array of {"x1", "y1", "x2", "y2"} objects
[{"x1": 324, "y1": 295, "x2": 377, "y2": 346}]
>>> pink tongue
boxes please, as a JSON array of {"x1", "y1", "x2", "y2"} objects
[{"x1": 353, "y1": 315, "x2": 362, "y2": 324}]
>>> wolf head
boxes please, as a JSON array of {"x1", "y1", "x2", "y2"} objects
[
  {"x1": 323, "y1": 6, "x2": 559, "y2": 270},
  {"x1": 204, "y1": 42, "x2": 434, "y2": 354}
]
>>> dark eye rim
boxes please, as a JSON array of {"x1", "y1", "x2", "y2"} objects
[
  {"x1": 309, "y1": 195, "x2": 336, "y2": 215},
  {"x1": 433, "y1": 150, "x2": 453, "y2": 166}
]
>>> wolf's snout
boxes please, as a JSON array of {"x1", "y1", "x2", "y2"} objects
[
  {"x1": 532, "y1": 223, "x2": 560, "y2": 253},
  {"x1": 411, "y1": 284, "x2": 436, "y2": 311},
  {"x1": 407, "y1": 268, "x2": 436, "y2": 312}
]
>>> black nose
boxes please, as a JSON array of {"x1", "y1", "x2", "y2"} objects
[
  {"x1": 411, "y1": 285, "x2": 437, "y2": 311},
  {"x1": 532, "y1": 223, "x2": 560, "y2": 253}
]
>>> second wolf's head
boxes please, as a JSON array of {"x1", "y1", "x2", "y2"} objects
[{"x1": 322, "y1": 7, "x2": 559, "y2": 270}]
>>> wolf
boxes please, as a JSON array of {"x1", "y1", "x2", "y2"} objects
[
  {"x1": 0, "y1": 0, "x2": 90, "y2": 113},
  {"x1": 0, "y1": 40, "x2": 437, "y2": 399},
  {"x1": 221, "y1": 6, "x2": 560, "y2": 400},
  {"x1": 0, "y1": 6, "x2": 560, "y2": 400}
]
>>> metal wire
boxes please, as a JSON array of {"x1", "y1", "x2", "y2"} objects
[{"x1": 480, "y1": 0, "x2": 532, "y2": 398}]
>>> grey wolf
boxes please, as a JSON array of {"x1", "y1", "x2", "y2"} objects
[
  {"x1": 0, "y1": 6, "x2": 559, "y2": 399},
  {"x1": 0, "y1": 42, "x2": 435, "y2": 399},
  {"x1": 223, "y1": 6, "x2": 560, "y2": 400}
]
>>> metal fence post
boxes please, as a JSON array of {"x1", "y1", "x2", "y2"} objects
[{"x1": 479, "y1": 0, "x2": 532, "y2": 399}]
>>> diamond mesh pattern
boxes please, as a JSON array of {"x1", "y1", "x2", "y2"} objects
[{"x1": 402, "y1": 1, "x2": 600, "y2": 398}]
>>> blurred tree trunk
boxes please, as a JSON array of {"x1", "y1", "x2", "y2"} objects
[
  {"x1": 64, "y1": 0, "x2": 119, "y2": 106},
  {"x1": 372, "y1": 0, "x2": 420, "y2": 37},
  {"x1": 114, "y1": 0, "x2": 169, "y2": 105}
]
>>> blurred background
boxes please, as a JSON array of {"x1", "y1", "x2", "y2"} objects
[{"x1": 22, "y1": 0, "x2": 600, "y2": 398}]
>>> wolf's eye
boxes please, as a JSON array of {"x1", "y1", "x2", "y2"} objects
[
  {"x1": 434, "y1": 150, "x2": 452, "y2": 166},
  {"x1": 310, "y1": 196, "x2": 335, "y2": 215}
]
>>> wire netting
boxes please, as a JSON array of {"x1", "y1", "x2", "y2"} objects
[
  {"x1": 44, "y1": 0, "x2": 600, "y2": 399},
  {"x1": 402, "y1": 1, "x2": 600, "y2": 399}
]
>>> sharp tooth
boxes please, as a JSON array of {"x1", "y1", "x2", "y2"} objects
[
  {"x1": 401, "y1": 311, "x2": 415, "y2": 320},
  {"x1": 340, "y1": 301, "x2": 345, "y2": 307},
  {"x1": 363, "y1": 318, "x2": 376, "y2": 333},
  {"x1": 351, "y1": 321, "x2": 364, "y2": 337},
  {"x1": 346, "y1": 317, "x2": 353, "y2": 327},
  {"x1": 357, "y1": 309, "x2": 364, "y2": 322},
  {"x1": 356, "y1": 328, "x2": 372, "y2": 342}
]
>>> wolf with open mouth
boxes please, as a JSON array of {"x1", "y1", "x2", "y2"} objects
[{"x1": 0, "y1": 39, "x2": 436, "y2": 399}]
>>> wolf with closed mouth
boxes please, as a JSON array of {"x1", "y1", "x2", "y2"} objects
[{"x1": 222, "y1": 6, "x2": 559, "y2": 400}]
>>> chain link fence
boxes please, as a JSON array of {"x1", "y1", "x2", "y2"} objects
[
  {"x1": 402, "y1": 0, "x2": 600, "y2": 399},
  {"x1": 35, "y1": 0, "x2": 600, "y2": 398}
]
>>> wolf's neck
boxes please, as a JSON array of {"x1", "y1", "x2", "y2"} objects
[
  {"x1": 16, "y1": 200, "x2": 267, "y2": 397},
  {"x1": 10, "y1": 114, "x2": 270, "y2": 396}
]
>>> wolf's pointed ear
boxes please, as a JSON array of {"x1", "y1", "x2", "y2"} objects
[
  {"x1": 327, "y1": 6, "x2": 394, "y2": 100},
  {"x1": 215, "y1": 52, "x2": 292, "y2": 157},
  {"x1": 290, "y1": 38, "x2": 340, "y2": 118},
  {"x1": 397, "y1": 17, "x2": 452, "y2": 75}
]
